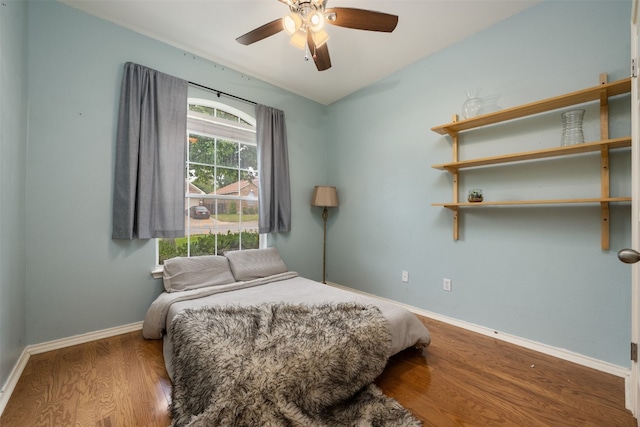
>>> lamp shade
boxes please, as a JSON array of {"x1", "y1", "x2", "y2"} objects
[
  {"x1": 289, "y1": 29, "x2": 306, "y2": 49},
  {"x1": 312, "y1": 29, "x2": 329, "y2": 48},
  {"x1": 311, "y1": 186, "x2": 339, "y2": 207},
  {"x1": 308, "y1": 10, "x2": 325, "y2": 32},
  {"x1": 283, "y1": 13, "x2": 302, "y2": 35}
]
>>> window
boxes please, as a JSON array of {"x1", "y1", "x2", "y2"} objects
[{"x1": 157, "y1": 99, "x2": 262, "y2": 265}]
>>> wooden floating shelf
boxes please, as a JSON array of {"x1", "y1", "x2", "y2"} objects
[
  {"x1": 432, "y1": 137, "x2": 631, "y2": 173},
  {"x1": 433, "y1": 197, "x2": 631, "y2": 210},
  {"x1": 431, "y1": 78, "x2": 631, "y2": 136},
  {"x1": 431, "y1": 74, "x2": 631, "y2": 250}
]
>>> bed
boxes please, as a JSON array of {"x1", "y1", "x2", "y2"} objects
[{"x1": 143, "y1": 247, "x2": 431, "y2": 426}]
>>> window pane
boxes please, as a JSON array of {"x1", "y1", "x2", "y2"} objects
[
  {"x1": 239, "y1": 200, "x2": 260, "y2": 250},
  {"x1": 189, "y1": 134, "x2": 215, "y2": 164},
  {"x1": 217, "y1": 139, "x2": 238, "y2": 168},
  {"x1": 189, "y1": 164, "x2": 216, "y2": 194},
  {"x1": 190, "y1": 104, "x2": 215, "y2": 116},
  {"x1": 239, "y1": 143, "x2": 257, "y2": 170},
  {"x1": 215, "y1": 167, "x2": 240, "y2": 194},
  {"x1": 217, "y1": 109, "x2": 238, "y2": 122}
]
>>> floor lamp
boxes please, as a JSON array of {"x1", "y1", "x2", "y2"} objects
[{"x1": 311, "y1": 186, "x2": 339, "y2": 284}]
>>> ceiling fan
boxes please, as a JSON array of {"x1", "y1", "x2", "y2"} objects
[{"x1": 236, "y1": 0, "x2": 398, "y2": 71}]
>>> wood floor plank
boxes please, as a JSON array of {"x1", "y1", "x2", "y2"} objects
[{"x1": 1, "y1": 315, "x2": 635, "y2": 426}]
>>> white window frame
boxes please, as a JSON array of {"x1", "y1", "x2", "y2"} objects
[{"x1": 152, "y1": 98, "x2": 265, "y2": 277}]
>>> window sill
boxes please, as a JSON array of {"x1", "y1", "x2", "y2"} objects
[{"x1": 151, "y1": 266, "x2": 163, "y2": 279}]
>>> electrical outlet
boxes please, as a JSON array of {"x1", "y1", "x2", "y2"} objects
[
  {"x1": 443, "y1": 278, "x2": 452, "y2": 291},
  {"x1": 401, "y1": 271, "x2": 409, "y2": 283}
]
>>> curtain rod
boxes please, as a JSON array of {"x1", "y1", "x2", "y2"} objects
[{"x1": 188, "y1": 81, "x2": 257, "y2": 106}]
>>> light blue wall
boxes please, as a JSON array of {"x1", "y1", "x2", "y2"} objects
[
  {"x1": 24, "y1": 1, "x2": 328, "y2": 345},
  {"x1": 16, "y1": 0, "x2": 634, "y2": 373},
  {"x1": 0, "y1": 0, "x2": 28, "y2": 389},
  {"x1": 326, "y1": 1, "x2": 633, "y2": 366}
]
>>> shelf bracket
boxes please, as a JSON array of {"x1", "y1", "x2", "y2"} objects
[
  {"x1": 601, "y1": 145, "x2": 611, "y2": 251},
  {"x1": 450, "y1": 114, "x2": 459, "y2": 162},
  {"x1": 452, "y1": 173, "x2": 459, "y2": 240},
  {"x1": 451, "y1": 114, "x2": 460, "y2": 240},
  {"x1": 452, "y1": 206, "x2": 459, "y2": 240},
  {"x1": 601, "y1": 202, "x2": 610, "y2": 250},
  {"x1": 599, "y1": 73, "x2": 611, "y2": 250},
  {"x1": 599, "y1": 73, "x2": 610, "y2": 140}
]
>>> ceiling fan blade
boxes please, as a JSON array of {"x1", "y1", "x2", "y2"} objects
[
  {"x1": 236, "y1": 18, "x2": 284, "y2": 45},
  {"x1": 307, "y1": 31, "x2": 331, "y2": 71},
  {"x1": 325, "y1": 7, "x2": 398, "y2": 32}
]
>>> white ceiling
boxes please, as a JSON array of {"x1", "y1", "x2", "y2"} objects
[{"x1": 58, "y1": 0, "x2": 540, "y2": 105}]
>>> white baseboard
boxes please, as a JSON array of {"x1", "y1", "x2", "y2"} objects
[
  {"x1": 326, "y1": 281, "x2": 631, "y2": 379},
  {"x1": 0, "y1": 347, "x2": 30, "y2": 416},
  {"x1": 27, "y1": 321, "x2": 143, "y2": 355},
  {"x1": 0, "y1": 321, "x2": 143, "y2": 417}
]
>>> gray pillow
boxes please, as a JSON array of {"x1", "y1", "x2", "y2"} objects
[
  {"x1": 163, "y1": 255, "x2": 236, "y2": 293},
  {"x1": 225, "y1": 247, "x2": 288, "y2": 281}
]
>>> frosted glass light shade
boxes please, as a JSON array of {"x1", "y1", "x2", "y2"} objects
[
  {"x1": 290, "y1": 29, "x2": 306, "y2": 49},
  {"x1": 308, "y1": 11, "x2": 325, "y2": 32},
  {"x1": 283, "y1": 14, "x2": 302, "y2": 35},
  {"x1": 312, "y1": 29, "x2": 329, "y2": 47}
]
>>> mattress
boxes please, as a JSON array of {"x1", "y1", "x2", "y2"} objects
[{"x1": 144, "y1": 273, "x2": 431, "y2": 380}]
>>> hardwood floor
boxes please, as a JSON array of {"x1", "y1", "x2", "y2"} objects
[
  {"x1": 1, "y1": 332, "x2": 172, "y2": 426},
  {"x1": 1, "y1": 315, "x2": 635, "y2": 426},
  {"x1": 378, "y1": 318, "x2": 635, "y2": 426}
]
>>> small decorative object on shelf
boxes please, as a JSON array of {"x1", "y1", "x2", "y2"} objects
[
  {"x1": 468, "y1": 189, "x2": 483, "y2": 202},
  {"x1": 462, "y1": 88, "x2": 484, "y2": 119},
  {"x1": 560, "y1": 109, "x2": 585, "y2": 146}
]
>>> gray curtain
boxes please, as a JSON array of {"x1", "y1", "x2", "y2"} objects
[
  {"x1": 256, "y1": 104, "x2": 291, "y2": 233},
  {"x1": 112, "y1": 62, "x2": 188, "y2": 239}
]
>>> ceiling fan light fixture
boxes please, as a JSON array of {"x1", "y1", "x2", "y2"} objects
[
  {"x1": 236, "y1": 1, "x2": 399, "y2": 72},
  {"x1": 308, "y1": 10, "x2": 324, "y2": 32},
  {"x1": 283, "y1": 13, "x2": 302, "y2": 35},
  {"x1": 290, "y1": 29, "x2": 307, "y2": 49},
  {"x1": 312, "y1": 29, "x2": 329, "y2": 47}
]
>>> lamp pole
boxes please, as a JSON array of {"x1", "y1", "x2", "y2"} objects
[{"x1": 321, "y1": 206, "x2": 329, "y2": 283}]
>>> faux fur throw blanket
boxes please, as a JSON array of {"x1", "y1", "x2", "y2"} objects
[{"x1": 169, "y1": 302, "x2": 422, "y2": 427}]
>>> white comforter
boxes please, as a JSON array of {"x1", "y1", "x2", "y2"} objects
[{"x1": 143, "y1": 272, "x2": 431, "y2": 379}]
